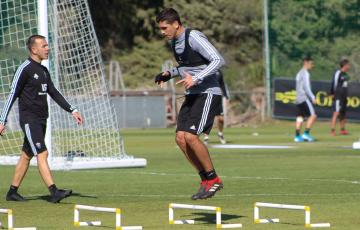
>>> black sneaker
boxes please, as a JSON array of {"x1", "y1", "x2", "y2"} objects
[
  {"x1": 199, "y1": 177, "x2": 223, "y2": 199},
  {"x1": 6, "y1": 191, "x2": 27, "y2": 202},
  {"x1": 59, "y1": 189, "x2": 72, "y2": 198},
  {"x1": 191, "y1": 181, "x2": 207, "y2": 200},
  {"x1": 48, "y1": 189, "x2": 68, "y2": 203}
]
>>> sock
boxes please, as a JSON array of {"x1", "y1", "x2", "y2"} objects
[
  {"x1": 48, "y1": 184, "x2": 58, "y2": 195},
  {"x1": 205, "y1": 170, "x2": 217, "y2": 180},
  {"x1": 8, "y1": 185, "x2": 18, "y2": 194},
  {"x1": 305, "y1": 128, "x2": 310, "y2": 134},
  {"x1": 295, "y1": 129, "x2": 300, "y2": 136},
  {"x1": 341, "y1": 127, "x2": 345, "y2": 131},
  {"x1": 218, "y1": 132, "x2": 223, "y2": 136},
  {"x1": 331, "y1": 128, "x2": 335, "y2": 132},
  {"x1": 199, "y1": 171, "x2": 206, "y2": 181}
]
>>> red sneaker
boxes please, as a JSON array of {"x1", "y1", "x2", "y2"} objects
[
  {"x1": 199, "y1": 177, "x2": 223, "y2": 199},
  {"x1": 191, "y1": 180, "x2": 207, "y2": 200},
  {"x1": 340, "y1": 130, "x2": 349, "y2": 135}
]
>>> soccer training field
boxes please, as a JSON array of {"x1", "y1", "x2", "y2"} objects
[{"x1": 0, "y1": 120, "x2": 359, "y2": 229}]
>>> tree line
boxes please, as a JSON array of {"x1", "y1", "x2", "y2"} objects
[
  {"x1": 88, "y1": 0, "x2": 263, "y2": 90},
  {"x1": 270, "y1": 0, "x2": 359, "y2": 81},
  {"x1": 87, "y1": 0, "x2": 359, "y2": 90}
]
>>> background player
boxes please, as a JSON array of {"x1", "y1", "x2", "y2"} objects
[
  {"x1": 330, "y1": 59, "x2": 350, "y2": 136},
  {"x1": 203, "y1": 70, "x2": 230, "y2": 145},
  {"x1": 294, "y1": 57, "x2": 317, "y2": 142}
]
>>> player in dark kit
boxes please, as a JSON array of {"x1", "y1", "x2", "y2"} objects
[
  {"x1": 0, "y1": 35, "x2": 84, "y2": 203},
  {"x1": 156, "y1": 8, "x2": 225, "y2": 199},
  {"x1": 330, "y1": 59, "x2": 350, "y2": 136},
  {"x1": 203, "y1": 70, "x2": 230, "y2": 145}
]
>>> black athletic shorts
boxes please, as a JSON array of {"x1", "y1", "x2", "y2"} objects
[
  {"x1": 334, "y1": 97, "x2": 347, "y2": 116},
  {"x1": 214, "y1": 97, "x2": 224, "y2": 116},
  {"x1": 20, "y1": 121, "x2": 47, "y2": 156},
  {"x1": 176, "y1": 93, "x2": 222, "y2": 135},
  {"x1": 296, "y1": 100, "x2": 316, "y2": 117}
]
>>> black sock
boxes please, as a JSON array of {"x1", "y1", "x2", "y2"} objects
[
  {"x1": 205, "y1": 170, "x2": 217, "y2": 180},
  {"x1": 48, "y1": 184, "x2": 58, "y2": 195},
  {"x1": 331, "y1": 128, "x2": 335, "y2": 132},
  {"x1": 8, "y1": 185, "x2": 18, "y2": 194},
  {"x1": 199, "y1": 171, "x2": 206, "y2": 181},
  {"x1": 295, "y1": 129, "x2": 300, "y2": 136},
  {"x1": 305, "y1": 128, "x2": 310, "y2": 134},
  {"x1": 341, "y1": 127, "x2": 345, "y2": 131}
]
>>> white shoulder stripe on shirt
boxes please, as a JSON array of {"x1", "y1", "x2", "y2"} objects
[
  {"x1": 190, "y1": 31, "x2": 221, "y2": 80},
  {"x1": 0, "y1": 60, "x2": 31, "y2": 122}
]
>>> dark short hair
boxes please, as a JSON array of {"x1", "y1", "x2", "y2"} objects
[
  {"x1": 156, "y1": 8, "x2": 182, "y2": 25},
  {"x1": 26, "y1": 35, "x2": 46, "y2": 52},
  {"x1": 340, "y1": 59, "x2": 349, "y2": 68},
  {"x1": 303, "y1": 55, "x2": 313, "y2": 62}
]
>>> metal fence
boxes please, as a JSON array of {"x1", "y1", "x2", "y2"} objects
[{"x1": 106, "y1": 60, "x2": 267, "y2": 128}]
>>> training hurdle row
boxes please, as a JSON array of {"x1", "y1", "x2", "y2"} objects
[
  {"x1": 0, "y1": 208, "x2": 36, "y2": 230},
  {"x1": 169, "y1": 203, "x2": 243, "y2": 229},
  {"x1": 254, "y1": 202, "x2": 330, "y2": 228},
  {"x1": 74, "y1": 204, "x2": 142, "y2": 230}
]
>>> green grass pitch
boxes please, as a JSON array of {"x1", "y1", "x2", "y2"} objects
[{"x1": 0, "y1": 120, "x2": 360, "y2": 229}]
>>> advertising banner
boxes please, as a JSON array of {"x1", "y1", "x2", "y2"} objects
[{"x1": 273, "y1": 78, "x2": 360, "y2": 120}]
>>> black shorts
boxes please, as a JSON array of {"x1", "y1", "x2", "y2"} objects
[
  {"x1": 214, "y1": 98, "x2": 224, "y2": 116},
  {"x1": 334, "y1": 97, "x2": 347, "y2": 115},
  {"x1": 176, "y1": 94, "x2": 222, "y2": 135},
  {"x1": 20, "y1": 121, "x2": 47, "y2": 156},
  {"x1": 296, "y1": 100, "x2": 315, "y2": 117}
]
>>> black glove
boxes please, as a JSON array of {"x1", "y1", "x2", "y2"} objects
[{"x1": 154, "y1": 72, "x2": 171, "y2": 84}]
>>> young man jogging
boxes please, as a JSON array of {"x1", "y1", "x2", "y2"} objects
[
  {"x1": 155, "y1": 8, "x2": 225, "y2": 199},
  {"x1": 330, "y1": 59, "x2": 350, "y2": 136},
  {"x1": 0, "y1": 35, "x2": 84, "y2": 203},
  {"x1": 294, "y1": 57, "x2": 317, "y2": 142}
]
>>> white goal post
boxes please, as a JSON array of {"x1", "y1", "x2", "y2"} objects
[{"x1": 0, "y1": 0, "x2": 146, "y2": 170}]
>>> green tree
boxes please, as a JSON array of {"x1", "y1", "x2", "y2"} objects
[
  {"x1": 88, "y1": 0, "x2": 264, "y2": 89},
  {"x1": 163, "y1": 0, "x2": 264, "y2": 90},
  {"x1": 88, "y1": 0, "x2": 163, "y2": 59},
  {"x1": 270, "y1": 0, "x2": 360, "y2": 80}
]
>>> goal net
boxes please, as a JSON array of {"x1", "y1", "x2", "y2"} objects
[{"x1": 0, "y1": 0, "x2": 146, "y2": 170}]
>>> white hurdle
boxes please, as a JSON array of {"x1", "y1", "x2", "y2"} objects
[
  {"x1": 0, "y1": 208, "x2": 13, "y2": 229},
  {"x1": 0, "y1": 208, "x2": 37, "y2": 230},
  {"x1": 254, "y1": 202, "x2": 330, "y2": 228},
  {"x1": 169, "y1": 203, "x2": 242, "y2": 229},
  {"x1": 353, "y1": 141, "x2": 360, "y2": 149},
  {"x1": 74, "y1": 204, "x2": 142, "y2": 230}
]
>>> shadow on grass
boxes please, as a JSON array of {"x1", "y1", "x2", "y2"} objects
[
  {"x1": 179, "y1": 212, "x2": 245, "y2": 224},
  {"x1": 26, "y1": 192, "x2": 97, "y2": 202}
]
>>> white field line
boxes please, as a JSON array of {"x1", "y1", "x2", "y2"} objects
[
  {"x1": 209, "y1": 144, "x2": 296, "y2": 149},
  {"x1": 102, "y1": 193, "x2": 360, "y2": 198},
  {"x1": 57, "y1": 193, "x2": 360, "y2": 198},
  {"x1": 78, "y1": 171, "x2": 360, "y2": 185},
  {"x1": 27, "y1": 192, "x2": 360, "y2": 199}
]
